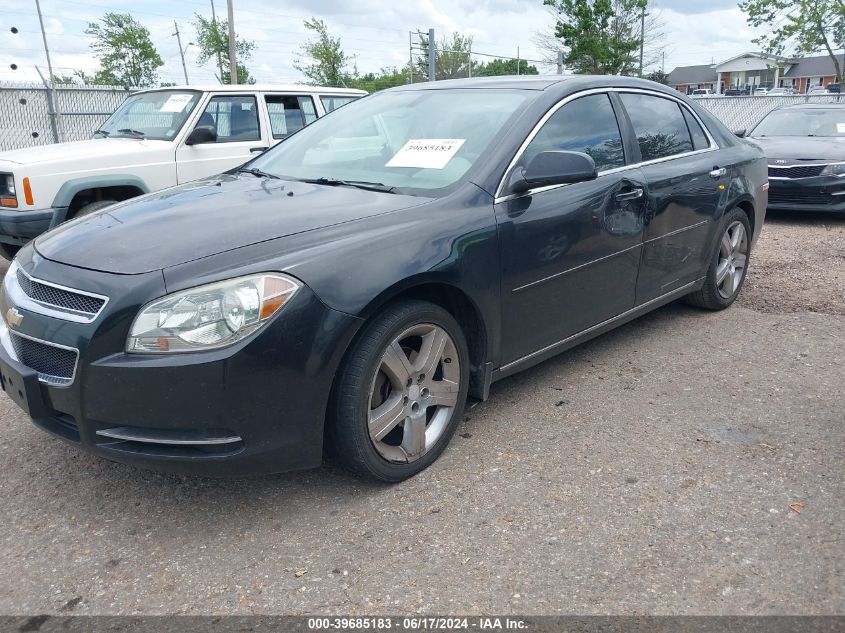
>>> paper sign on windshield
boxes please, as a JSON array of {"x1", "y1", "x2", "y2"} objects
[
  {"x1": 160, "y1": 94, "x2": 193, "y2": 113},
  {"x1": 837, "y1": 123, "x2": 845, "y2": 134},
  {"x1": 386, "y1": 139, "x2": 466, "y2": 169}
]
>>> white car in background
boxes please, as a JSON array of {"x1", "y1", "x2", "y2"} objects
[
  {"x1": 0, "y1": 84, "x2": 366, "y2": 259},
  {"x1": 767, "y1": 87, "x2": 797, "y2": 96}
]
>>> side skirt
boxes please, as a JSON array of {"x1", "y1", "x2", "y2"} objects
[{"x1": 491, "y1": 278, "x2": 704, "y2": 382}]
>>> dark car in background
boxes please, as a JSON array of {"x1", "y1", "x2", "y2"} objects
[
  {"x1": 747, "y1": 103, "x2": 845, "y2": 212},
  {"x1": 0, "y1": 76, "x2": 767, "y2": 482}
]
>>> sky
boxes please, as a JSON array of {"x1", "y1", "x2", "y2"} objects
[{"x1": 2, "y1": 0, "x2": 773, "y2": 86}]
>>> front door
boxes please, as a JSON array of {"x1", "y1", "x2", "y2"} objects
[
  {"x1": 176, "y1": 94, "x2": 269, "y2": 184},
  {"x1": 616, "y1": 92, "x2": 729, "y2": 303},
  {"x1": 495, "y1": 92, "x2": 648, "y2": 364}
]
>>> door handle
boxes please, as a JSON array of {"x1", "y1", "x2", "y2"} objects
[
  {"x1": 710, "y1": 167, "x2": 727, "y2": 178},
  {"x1": 250, "y1": 146, "x2": 269, "y2": 153},
  {"x1": 615, "y1": 188, "x2": 644, "y2": 201}
]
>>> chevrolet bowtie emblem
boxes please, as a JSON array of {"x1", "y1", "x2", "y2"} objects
[{"x1": 6, "y1": 307, "x2": 23, "y2": 327}]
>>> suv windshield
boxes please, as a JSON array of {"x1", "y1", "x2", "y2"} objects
[
  {"x1": 96, "y1": 90, "x2": 201, "y2": 140},
  {"x1": 249, "y1": 89, "x2": 529, "y2": 196},
  {"x1": 751, "y1": 108, "x2": 845, "y2": 137}
]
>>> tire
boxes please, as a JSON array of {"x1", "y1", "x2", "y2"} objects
[
  {"x1": 73, "y1": 199, "x2": 118, "y2": 219},
  {"x1": 0, "y1": 244, "x2": 20, "y2": 261},
  {"x1": 685, "y1": 207, "x2": 751, "y2": 310},
  {"x1": 327, "y1": 300, "x2": 470, "y2": 482}
]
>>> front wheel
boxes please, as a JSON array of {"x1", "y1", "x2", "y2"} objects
[
  {"x1": 327, "y1": 300, "x2": 469, "y2": 482},
  {"x1": 685, "y1": 207, "x2": 751, "y2": 310}
]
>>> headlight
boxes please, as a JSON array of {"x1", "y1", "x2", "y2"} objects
[
  {"x1": 127, "y1": 273, "x2": 300, "y2": 353},
  {"x1": 0, "y1": 174, "x2": 17, "y2": 208},
  {"x1": 821, "y1": 162, "x2": 845, "y2": 177}
]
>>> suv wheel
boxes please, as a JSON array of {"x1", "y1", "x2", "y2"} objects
[
  {"x1": 74, "y1": 199, "x2": 118, "y2": 218},
  {"x1": 328, "y1": 300, "x2": 469, "y2": 482},
  {"x1": 0, "y1": 244, "x2": 20, "y2": 261}
]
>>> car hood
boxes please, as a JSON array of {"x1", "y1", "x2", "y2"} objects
[
  {"x1": 0, "y1": 138, "x2": 171, "y2": 166},
  {"x1": 748, "y1": 135, "x2": 845, "y2": 162},
  {"x1": 34, "y1": 174, "x2": 431, "y2": 274}
]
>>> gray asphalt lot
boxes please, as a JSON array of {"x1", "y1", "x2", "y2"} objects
[{"x1": 0, "y1": 213, "x2": 842, "y2": 616}]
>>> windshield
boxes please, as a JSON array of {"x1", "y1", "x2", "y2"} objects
[
  {"x1": 249, "y1": 89, "x2": 529, "y2": 196},
  {"x1": 96, "y1": 90, "x2": 201, "y2": 140},
  {"x1": 751, "y1": 108, "x2": 845, "y2": 137}
]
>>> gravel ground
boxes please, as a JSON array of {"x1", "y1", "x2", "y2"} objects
[{"x1": 0, "y1": 213, "x2": 842, "y2": 616}]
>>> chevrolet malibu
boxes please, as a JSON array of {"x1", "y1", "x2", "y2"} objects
[{"x1": 0, "y1": 76, "x2": 767, "y2": 482}]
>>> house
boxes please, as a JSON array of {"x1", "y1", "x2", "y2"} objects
[{"x1": 668, "y1": 52, "x2": 841, "y2": 94}]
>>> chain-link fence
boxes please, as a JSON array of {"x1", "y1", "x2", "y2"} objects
[
  {"x1": 0, "y1": 82, "x2": 133, "y2": 152},
  {"x1": 693, "y1": 94, "x2": 843, "y2": 132}
]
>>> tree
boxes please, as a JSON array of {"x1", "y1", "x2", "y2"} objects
[
  {"x1": 193, "y1": 14, "x2": 256, "y2": 84},
  {"x1": 646, "y1": 68, "x2": 668, "y2": 84},
  {"x1": 350, "y1": 67, "x2": 409, "y2": 92},
  {"x1": 84, "y1": 13, "x2": 163, "y2": 87},
  {"x1": 476, "y1": 58, "x2": 539, "y2": 76},
  {"x1": 537, "y1": 0, "x2": 665, "y2": 75},
  {"x1": 739, "y1": 0, "x2": 845, "y2": 82},
  {"x1": 294, "y1": 18, "x2": 354, "y2": 86},
  {"x1": 413, "y1": 31, "x2": 479, "y2": 80}
]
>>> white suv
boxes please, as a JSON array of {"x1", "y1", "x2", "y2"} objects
[{"x1": 0, "y1": 84, "x2": 366, "y2": 259}]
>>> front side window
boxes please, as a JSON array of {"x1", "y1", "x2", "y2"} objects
[
  {"x1": 194, "y1": 95, "x2": 260, "y2": 142},
  {"x1": 321, "y1": 95, "x2": 360, "y2": 113},
  {"x1": 620, "y1": 93, "x2": 694, "y2": 161},
  {"x1": 265, "y1": 95, "x2": 317, "y2": 139},
  {"x1": 248, "y1": 89, "x2": 529, "y2": 196},
  {"x1": 522, "y1": 93, "x2": 625, "y2": 172},
  {"x1": 97, "y1": 90, "x2": 201, "y2": 140}
]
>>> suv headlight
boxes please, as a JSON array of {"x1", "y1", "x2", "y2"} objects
[
  {"x1": 0, "y1": 174, "x2": 17, "y2": 208},
  {"x1": 127, "y1": 273, "x2": 300, "y2": 353},
  {"x1": 821, "y1": 162, "x2": 845, "y2": 177}
]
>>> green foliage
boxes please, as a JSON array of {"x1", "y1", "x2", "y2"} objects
[
  {"x1": 193, "y1": 14, "x2": 256, "y2": 84},
  {"x1": 50, "y1": 74, "x2": 76, "y2": 85},
  {"x1": 84, "y1": 13, "x2": 163, "y2": 87},
  {"x1": 739, "y1": 0, "x2": 845, "y2": 80},
  {"x1": 349, "y1": 67, "x2": 409, "y2": 92},
  {"x1": 646, "y1": 68, "x2": 669, "y2": 84},
  {"x1": 543, "y1": 0, "x2": 648, "y2": 75},
  {"x1": 415, "y1": 32, "x2": 477, "y2": 80},
  {"x1": 476, "y1": 58, "x2": 539, "y2": 76},
  {"x1": 294, "y1": 18, "x2": 354, "y2": 86}
]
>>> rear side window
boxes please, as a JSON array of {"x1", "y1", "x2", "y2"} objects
[
  {"x1": 523, "y1": 93, "x2": 625, "y2": 172},
  {"x1": 620, "y1": 93, "x2": 693, "y2": 161},
  {"x1": 265, "y1": 95, "x2": 317, "y2": 139},
  {"x1": 321, "y1": 95, "x2": 360, "y2": 113},
  {"x1": 682, "y1": 107, "x2": 710, "y2": 150}
]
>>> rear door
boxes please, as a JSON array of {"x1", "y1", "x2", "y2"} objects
[
  {"x1": 616, "y1": 92, "x2": 729, "y2": 303},
  {"x1": 263, "y1": 94, "x2": 318, "y2": 147},
  {"x1": 176, "y1": 93, "x2": 269, "y2": 183},
  {"x1": 495, "y1": 92, "x2": 649, "y2": 364}
]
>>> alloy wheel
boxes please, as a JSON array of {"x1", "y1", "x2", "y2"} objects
[
  {"x1": 716, "y1": 220, "x2": 748, "y2": 299},
  {"x1": 367, "y1": 323, "x2": 461, "y2": 463}
]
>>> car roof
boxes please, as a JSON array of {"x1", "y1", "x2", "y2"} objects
[
  {"x1": 135, "y1": 84, "x2": 367, "y2": 95},
  {"x1": 385, "y1": 74, "x2": 683, "y2": 95}
]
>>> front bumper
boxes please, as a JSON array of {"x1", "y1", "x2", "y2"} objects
[
  {"x1": 0, "y1": 249, "x2": 361, "y2": 476},
  {"x1": 767, "y1": 175, "x2": 845, "y2": 212},
  {"x1": 0, "y1": 206, "x2": 67, "y2": 245}
]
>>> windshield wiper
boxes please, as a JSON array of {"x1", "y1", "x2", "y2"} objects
[
  {"x1": 93, "y1": 129, "x2": 110, "y2": 137},
  {"x1": 115, "y1": 128, "x2": 146, "y2": 139},
  {"x1": 237, "y1": 166, "x2": 281, "y2": 179},
  {"x1": 300, "y1": 177, "x2": 396, "y2": 193}
]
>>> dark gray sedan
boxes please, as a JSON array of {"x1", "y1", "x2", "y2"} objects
[{"x1": 0, "y1": 76, "x2": 767, "y2": 481}]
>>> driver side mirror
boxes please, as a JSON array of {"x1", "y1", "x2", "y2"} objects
[
  {"x1": 510, "y1": 150, "x2": 598, "y2": 194},
  {"x1": 185, "y1": 125, "x2": 217, "y2": 145}
]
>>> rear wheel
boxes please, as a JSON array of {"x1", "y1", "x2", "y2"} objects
[
  {"x1": 327, "y1": 300, "x2": 469, "y2": 482},
  {"x1": 0, "y1": 244, "x2": 20, "y2": 261},
  {"x1": 73, "y1": 199, "x2": 118, "y2": 218},
  {"x1": 685, "y1": 207, "x2": 751, "y2": 310}
]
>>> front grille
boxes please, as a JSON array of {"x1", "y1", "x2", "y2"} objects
[
  {"x1": 16, "y1": 267, "x2": 105, "y2": 316},
  {"x1": 9, "y1": 333, "x2": 78, "y2": 385},
  {"x1": 768, "y1": 190, "x2": 833, "y2": 206},
  {"x1": 768, "y1": 164, "x2": 826, "y2": 179}
]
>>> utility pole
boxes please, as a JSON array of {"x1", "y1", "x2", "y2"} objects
[
  {"x1": 226, "y1": 0, "x2": 237, "y2": 84},
  {"x1": 210, "y1": 0, "x2": 224, "y2": 83},
  {"x1": 557, "y1": 50, "x2": 564, "y2": 75},
  {"x1": 173, "y1": 21, "x2": 190, "y2": 84},
  {"x1": 34, "y1": 0, "x2": 62, "y2": 142},
  {"x1": 408, "y1": 31, "x2": 414, "y2": 84},
  {"x1": 468, "y1": 42, "x2": 471, "y2": 78},
  {"x1": 638, "y1": 2, "x2": 645, "y2": 77},
  {"x1": 517, "y1": 47, "x2": 520, "y2": 75},
  {"x1": 428, "y1": 28, "x2": 435, "y2": 82}
]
